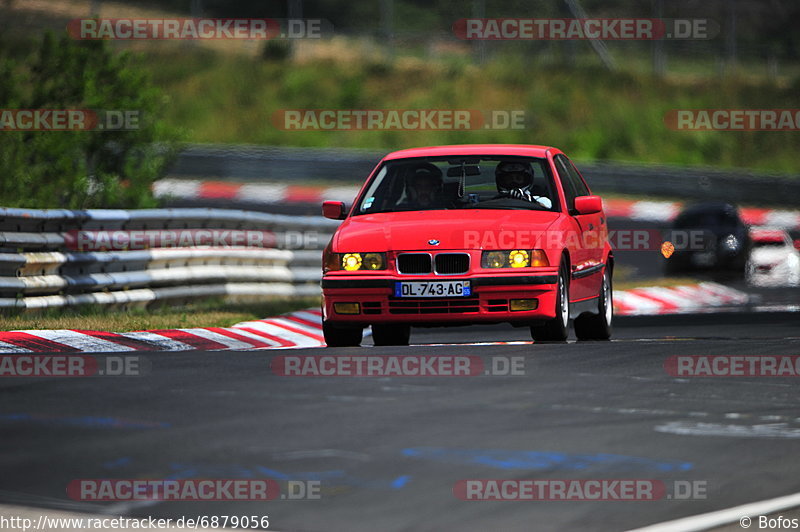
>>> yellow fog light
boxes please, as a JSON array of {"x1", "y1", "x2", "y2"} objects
[
  {"x1": 362, "y1": 253, "x2": 385, "y2": 270},
  {"x1": 510, "y1": 299, "x2": 538, "y2": 311},
  {"x1": 661, "y1": 241, "x2": 675, "y2": 259},
  {"x1": 342, "y1": 253, "x2": 362, "y2": 271},
  {"x1": 334, "y1": 302, "x2": 361, "y2": 314},
  {"x1": 509, "y1": 250, "x2": 530, "y2": 268}
]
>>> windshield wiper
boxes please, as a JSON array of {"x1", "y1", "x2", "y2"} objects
[{"x1": 471, "y1": 198, "x2": 548, "y2": 211}]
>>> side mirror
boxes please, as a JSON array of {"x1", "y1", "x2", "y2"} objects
[
  {"x1": 574, "y1": 195, "x2": 602, "y2": 215},
  {"x1": 322, "y1": 200, "x2": 347, "y2": 220}
]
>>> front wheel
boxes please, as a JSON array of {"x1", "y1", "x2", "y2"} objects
[
  {"x1": 371, "y1": 324, "x2": 411, "y2": 346},
  {"x1": 574, "y1": 268, "x2": 613, "y2": 341},
  {"x1": 530, "y1": 262, "x2": 569, "y2": 342},
  {"x1": 323, "y1": 321, "x2": 363, "y2": 347}
]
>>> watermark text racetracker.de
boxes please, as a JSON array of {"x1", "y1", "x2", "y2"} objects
[
  {"x1": 665, "y1": 356, "x2": 800, "y2": 377},
  {"x1": 453, "y1": 18, "x2": 717, "y2": 40},
  {"x1": 0, "y1": 109, "x2": 140, "y2": 131},
  {"x1": 64, "y1": 229, "x2": 320, "y2": 251},
  {"x1": 454, "y1": 479, "x2": 708, "y2": 500},
  {"x1": 665, "y1": 109, "x2": 800, "y2": 131},
  {"x1": 273, "y1": 109, "x2": 526, "y2": 130},
  {"x1": 68, "y1": 18, "x2": 330, "y2": 40},
  {"x1": 68, "y1": 478, "x2": 320, "y2": 501},
  {"x1": 271, "y1": 355, "x2": 526, "y2": 377},
  {"x1": 462, "y1": 228, "x2": 707, "y2": 254},
  {"x1": 0, "y1": 355, "x2": 146, "y2": 377}
]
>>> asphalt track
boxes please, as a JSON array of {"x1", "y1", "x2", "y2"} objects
[
  {"x1": 2, "y1": 207, "x2": 799, "y2": 530},
  {"x1": 0, "y1": 310, "x2": 799, "y2": 531}
]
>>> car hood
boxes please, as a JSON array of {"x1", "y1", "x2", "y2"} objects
[{"x1": 334, "y1": 209, "x2": 561, "y2": 251}]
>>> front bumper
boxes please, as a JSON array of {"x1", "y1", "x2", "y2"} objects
[{"x1": 322, "y1": 273, "x2": 559, "y2": 326}]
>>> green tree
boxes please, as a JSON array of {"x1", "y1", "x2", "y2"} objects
[{"x1": 0, "y1": 32, "x2": 182, "y2": 209}]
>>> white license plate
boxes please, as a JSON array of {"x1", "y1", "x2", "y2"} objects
[{"x1": 395, "y1": 280, "x2": 471, "y2": 298}]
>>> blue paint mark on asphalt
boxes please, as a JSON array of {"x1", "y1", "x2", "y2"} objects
[
  {"x1": 97, "y1": 457, "x2": 413, "y2": 491},
  {"x1": 103, "y1": 457, "x2": 132, "y2": 469},
  {"x1": 158, "y1": 462, "x2": 404, "y2": 490},
  {"x1": 401, "y1": 447, "x2": 692, "y2": 472},
  {"x1": 391, "y1": 475, "x2": 412, "y2": 489},
  {"x1": 0, "y1": 413, "x2": 169, "y2": 429},
  {"x1": 253, "y1": 466, "x2": 291, "y2": 480},
  {"x1": 166, "y1": 463, "x2": 349, "y2": 482}
]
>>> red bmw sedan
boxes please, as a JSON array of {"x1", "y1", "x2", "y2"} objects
[{"x1": 320, "y1": 144, "x2": 613, "y2": 346}]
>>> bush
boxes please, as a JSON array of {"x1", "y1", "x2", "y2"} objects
[
  {"x1": 261, "y1": 40, "x2": 291, "y2": 62},
  {"x1": 0, "y1": 32, "x2": 182, "y2": 209}
]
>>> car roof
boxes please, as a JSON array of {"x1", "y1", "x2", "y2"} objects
[
  {"x1": 678, "y1": 202, "x2": 739, "y2": 215},
  {"x1": 383, "y1": 144, "x2": 557, "y2": 160}
]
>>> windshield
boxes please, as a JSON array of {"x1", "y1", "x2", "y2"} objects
[
  {"x1": 674, "y1": 210, "x2": 740, "y2": 229},
  {"x1": 355, "y1": 156, "x2": 558, "y2": 215}
]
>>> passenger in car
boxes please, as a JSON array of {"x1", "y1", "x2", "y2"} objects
[{"x1": 400, "y1": 164, "x2": 446, "y2": 209}]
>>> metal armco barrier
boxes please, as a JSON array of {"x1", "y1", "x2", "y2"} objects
[
  {"x1": 170, "y1": 144, "x2": 800, "y2": 207},
  {"x1": 0, "y1": 208, "x2": 333, "y2": 310}
]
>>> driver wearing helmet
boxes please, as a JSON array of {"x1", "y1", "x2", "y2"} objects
[
  {"x1": 495, "y1": 161, "x2": 552, "y2": 209},
  {"x1": 401, "y1": 163, "x2": 445, "y2": 208}
]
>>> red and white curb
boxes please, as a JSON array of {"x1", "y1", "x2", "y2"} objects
[
  {"x1": 0, "y1": 283, "x2": 749, "y2": 353},
  {"x1": 0, "y1": 309, "x2": 336, "y2": 354},
  {"x1": 153, "y1": 179, "x2": 360, "y2": 205},
  {"x1": 154, "y1": 178, "x2": 800, "y2": 229},
  {"x1": 613, "y1": 282, "x2": 749, "y2": 316}
]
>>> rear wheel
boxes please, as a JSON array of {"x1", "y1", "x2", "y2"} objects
[
  {"x1": 574, "y1": 268, "x2": 613, "y2": 341},
  {"x1": 372, "y1": 324, "x2": 411, "y2": 346},
  {"x1": 323, "y1": 321, "x2": 363, "y2": 347},
  {"x1": 531, "y1": 261, "x2": 569, "y2": 342}
]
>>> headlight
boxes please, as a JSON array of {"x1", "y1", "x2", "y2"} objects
[
  {"x1": 482, "y1": 251, "x2": 507, "y2": 268},
  {"x1": 361, "y1": 253, "x2": 386, "y2": 270},
  {"x1": 508, "y1": 250, "x2": 529, "y2": 268},
  {"x1": 722, "y1": 235, "x2": 740, "y2": 251},
  {"x1": 342, "y1": 253, "x2": 362, "y2": 271},
  {"x1": 327, "y1": 252, "x2": 387, "y2": 272},
  {"x1": 481, "y1": 250, "x2": 549, "y2": 268}
]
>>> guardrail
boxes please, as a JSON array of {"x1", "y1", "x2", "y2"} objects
[
  {"x1": 169, "y1": 144, "x2": 800, "y2": 207},
  {"x1": 0, "y1": 208, "x2": 332, "y2": 311}
]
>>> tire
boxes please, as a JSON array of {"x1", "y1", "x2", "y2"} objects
[
  {"x1": 574, "y1": 268, "x2": 613, "y2": 341},
  {"x1": 372, "y1": 324, "x2": 411, "y2": 346},
  {"x1": 531, "y1": 261, "x2": 569, "y2": 342},
  {"x1": 323, "y1": 321, "x2": 363, "y2": 347}
]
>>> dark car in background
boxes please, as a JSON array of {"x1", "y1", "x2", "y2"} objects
[{"x1": 664, "y1": 202, "x2": 751, "y2": 276}]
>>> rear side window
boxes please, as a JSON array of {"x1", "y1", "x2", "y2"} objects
[{"x1": 566, "y1": 159, "x2": 590, "y2": 197}]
